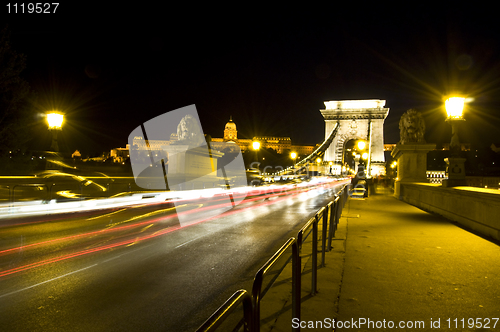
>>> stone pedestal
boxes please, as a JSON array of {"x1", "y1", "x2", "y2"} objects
[
  {"x1": 133, "y1": 145, "x2": 224, "y2": 190},
  {"x1": 391, "y1": 143, "x2": 435, "y2": 199},
  {"x1": 442, "y1": 157, "x2": 466, "y2": 187},
  {"x1": 165, "y1": 145, "x2": 224, "y2": 189}
]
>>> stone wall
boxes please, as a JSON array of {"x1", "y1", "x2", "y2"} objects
[{"x1": 399, "y1": 182, "x2": 500, "y2": 241}]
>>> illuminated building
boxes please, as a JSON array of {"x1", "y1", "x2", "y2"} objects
[
  {"x1": 210, "y1": 117, "x2": 315, "y2": 155},
  {"x1": 112, "y1": 117, "x2": 315, "y2": 161}
]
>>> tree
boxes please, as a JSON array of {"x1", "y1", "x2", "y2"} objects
[{"x1": 0, "y1": 26, "x2": 36, "y2": 154}]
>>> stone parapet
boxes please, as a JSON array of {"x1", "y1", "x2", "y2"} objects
[{"x1": 399, "y1": 182, "x2": 500, "y2": 241}]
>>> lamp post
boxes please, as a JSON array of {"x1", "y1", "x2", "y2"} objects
[
  {"x1": 290, "y1": 152, "x2": 297, "y2": 169},
  {"x1": 47, "y1": 112, "x2": 64, "y2": 152},
  {"x1": 442, "y1": 97, "x2": 467, "y2": 187},
  {"x1": 252, "y1": 141, "x2": 260, "y2": 169},
  {"x1": 46, "y1": 111, "x2": 64, "y2": 170}
]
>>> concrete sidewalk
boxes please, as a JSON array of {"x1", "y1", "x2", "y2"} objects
[{"x1": 263, "y1": 187, "x2": 500, "y2": 331}]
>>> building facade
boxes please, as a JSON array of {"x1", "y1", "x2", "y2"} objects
[{"x1": 112, "y1": 117, "x2": 315, "y2": 161}]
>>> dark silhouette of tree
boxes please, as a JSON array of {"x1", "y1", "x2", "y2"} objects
[{"x1": 0, "y1": 26, "x2": 36, "y2": 154}]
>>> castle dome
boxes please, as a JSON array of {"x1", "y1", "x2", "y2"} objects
[
  {"x1": 225, "y1": 116, "x2": 236, "y2": 131},
  {"x1": 224, "y1": 116, "x2": 237, "y2": 141}
]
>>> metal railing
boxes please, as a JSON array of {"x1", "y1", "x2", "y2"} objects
[
  {"x1": 196, "y1": 290, "x2": 253, "y2": 332},
  {"x1": 252, "y1": 237, "x2": 300, "y2": 331},
  {"x1": 196, "y1": 183, "x2": 349, "y2": 332}
]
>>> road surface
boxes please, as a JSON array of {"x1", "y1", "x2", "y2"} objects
[{"x1": 0, "y1": 178, "x2": 347, "y2": 331}]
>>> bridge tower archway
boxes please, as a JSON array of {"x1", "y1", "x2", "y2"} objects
[{"x1": 320, "y1": 100, "x2": 390, "y2": 176}]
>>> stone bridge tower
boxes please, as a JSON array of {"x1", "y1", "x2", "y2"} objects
[{"x1": 320, "y1": 99, "x2": 389, "y2": 176}]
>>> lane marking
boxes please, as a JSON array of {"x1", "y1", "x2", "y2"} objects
[
  {"x1": 0, "y1": 264, "x2": 97, "y2": 299},
  {"x1": 0, "y1": 242, "x2": 159, "y2": 299},
  {"x1": 86, "y1": 209, "x2": 127, "y2": 220},
  {"x1": 175, "y1": 235, "x2": 206, "y2": 248}
]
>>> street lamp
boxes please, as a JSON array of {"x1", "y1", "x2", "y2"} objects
[
  {"x1": 445, "y1": 97, "x2": 465, "y2": 156},
  {"x1": 46, "y1": 111, "x2": 64, "y2": 152},
  {"x1": 443, "y1": 97, "x2": 466, "y2": 187},
  {"x1": 252, "y1": 141, "x2": 261, "y2": 169},
  {"x1": 290, "y1": 152, "x2": 297, "y2": 168}
]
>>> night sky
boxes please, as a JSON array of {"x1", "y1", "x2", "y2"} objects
[{"x1": 3, "y1": 5, "x2": 500, "y2": 156}]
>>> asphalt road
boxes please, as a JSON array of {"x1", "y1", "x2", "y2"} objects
[{"x1": 0, "y1": 179, "x2": 348, "y2": 331}]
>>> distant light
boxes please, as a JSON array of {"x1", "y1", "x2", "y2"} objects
[
  {"x1": 362, "y1": 152, "x2": 368, "y2": 159},
  {"x1": 291, "y1": 152, "x2": 297, "y2": 159},
  {"x1": 316, "y1": 157, "x2": 322, "y2": 163},
  {"x1": 357, "y1": 141, "x2": 366, "y2": 150},
  {"x1": 252, "y1": 141, "x2": 261, "y2": 150},
  {"x1": 445, "y1": 97, "x2": 465, "y2": 119},
  {"x1": 47, "y1": 112, "x2": 64, "y2": 130}
]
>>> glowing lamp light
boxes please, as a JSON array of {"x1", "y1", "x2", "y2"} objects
[
  {"x1": 445, "y1": 97, "x2": 465, "y2": 119},
  {"x1": 252, "y1": 141, "x2": 261, "y2": 150},
  {"x1": 357, "y1": 141, "x2": 366, "y2": 150},
  {"x1": 47, "y1": 112, "x2": 64, "y2": 130},
  {"x1": 316, "y1": 157, "x2": 322, "y2": 163},
  {"x1": 362, "y1": 152, "x2": 368, "y2": 160},
  {"x1": 290, "y1": 152, "x2": 297, "y2": 159}
]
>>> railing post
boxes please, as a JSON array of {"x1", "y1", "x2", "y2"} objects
[
  {"x1": 342, "y1": 184, "x2": 346, "y2": 206},
  {"x1": 336, "y1": 191, "x2": 343, "y2": 225},
  {"x1": 312, "y1": 215, "x2": 318, "y2": 295},
  {"x1": 328, "y1": 196, "x2": 339, "y2": 251},
  {"x1": 292, "y1": 240, "x2": 301, "y2": 332},
  {"x1": 195, "y1": 290, "x2": 253, "y2": 332},
  {"x1": 321, "y1": 202, "x2": 330, "y2": 265},
  {"x1": 297, "y1": 230, "x2": 303, "y2": 252},
  {"x1": 252, "y1": 270, "x2": 263, "y2": 330},
  {"x1": 253, "y1": 238, "x2": 296, "y2": 332}
]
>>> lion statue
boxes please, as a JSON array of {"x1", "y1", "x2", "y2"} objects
[
  {"x1": 399, "y1": 109, "x2": 426, "y2": 144},
  {"x1": 174, "y1": 114, "x2": 205, "y2": 146}
]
